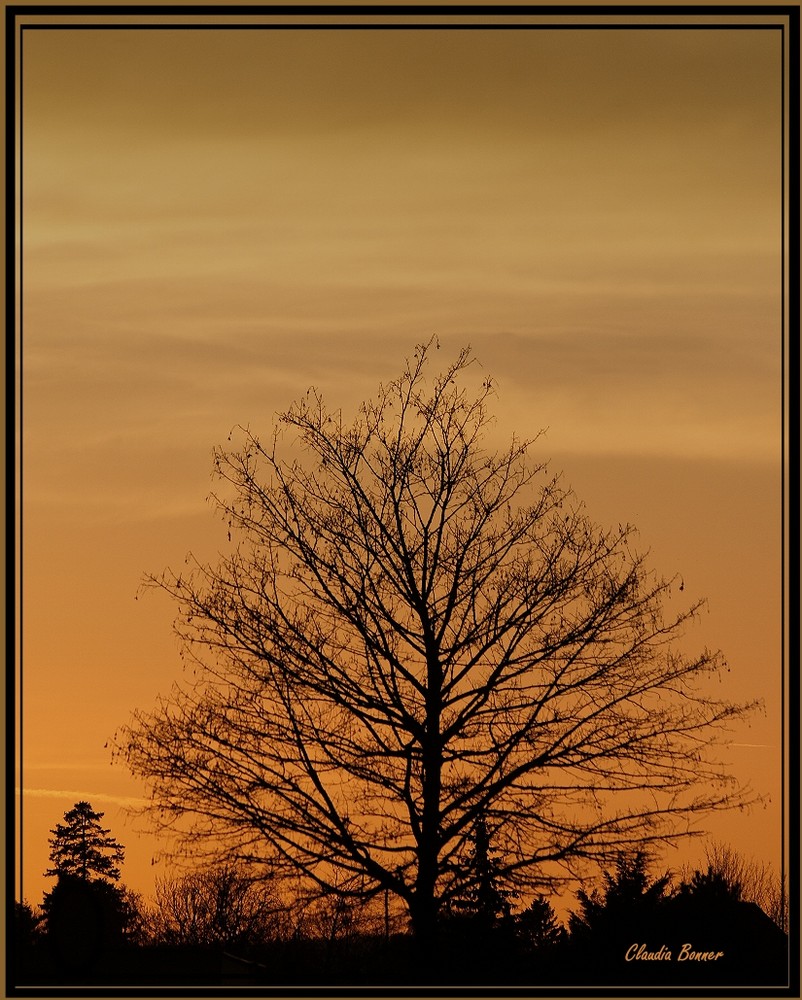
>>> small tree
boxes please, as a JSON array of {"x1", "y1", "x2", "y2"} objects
[
  {"x1": 118, "y1": 341, "x2": 756, "y2": 968},
  {"x1": 46, "y1": 801, "x2": 124, "y2": 883},
  {"x1": 14, "y1": 899, "x2": 44, "y2": 942},
  {"x1": 676, "y1": 865, "x2": 742, "y2": 905},
  {"x1": 669, "y1": 849, "x2": 788, "y2": 985},
  {"x1": 515, "y1": 897, "x2": 566, "y2": 953},
  {"x1": 568, "y1": 851, "x2": 671, "y2": 941},
  {"x1": 42, "y1": 802, "x2": 135, "y2": 970},
  {"x1": 148, "y1": 864, "x2": 281, "y2": 949},
  {"x1": 449, "y1": 815, "x2": 517, "y2": 931},
  {"x1": 681, "y1": 842, "x2": 788, "y2": 931}
]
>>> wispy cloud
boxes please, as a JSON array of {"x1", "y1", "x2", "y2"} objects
[
  {"x1": 23, "y1": 762, "x2": 117, "y2": 772},
  {"x1": 17, "y1": 787, "x2": 149, "y2": 808}
]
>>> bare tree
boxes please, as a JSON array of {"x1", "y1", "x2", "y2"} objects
[
  {"x1": 147, "y1": 863, "x2": 282, "y2": 948},
  {"x1": 117, "y1": 341, "x2": 755, "y2": 967},
  {"x1": 294, "y1": 890, "x2": 374, "y2": 944},
  {"x1": 681, "y1": 842, "x2": 788, "y2": 932}
]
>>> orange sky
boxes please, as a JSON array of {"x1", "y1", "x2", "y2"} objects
[{"x1": 15, "y1": 12, "x2": 790, "y2": 914}]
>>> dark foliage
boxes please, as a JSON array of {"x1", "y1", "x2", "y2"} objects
[
  {"x1": 11, "y1": 871, "x2": 789, "y2": 990},
  {"x1": 562, "y1": 853, "x2": 789, "y2": 987},
  {"x1": 448, "y1": 815, "x2": 518, "y2": 928},
  {"x1": 515, "y1": 896, "x2": 567, "y2": 952},
  {"x1": 10, "y1": 802, "x2": 144, "y2": 985},
  {"x1": 13, "y1": 900, "x2": 44, "y2": 946},
  {"x1": 568, "y1": 850, "x2": 672, "y2": 942},
  {"x1": 36, "y1": 875, "x2": 139, "y2": 978},
  {"x1": 10, "y1": 900, "x2": 45, "y2": 984},
  {"x1": 46, "y1": 801, "x2": 125, "y2": 883}
]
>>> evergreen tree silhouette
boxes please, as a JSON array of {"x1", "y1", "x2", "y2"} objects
[
  {"x1": 46, "y1": 801, "x2": 124, "y2": 882},
  {"x1": 566, "y1": 851, "x2": 672, "y2": 982},
  {"x1": 569, "y1": 851, "x2": 670, "y2": 941},
  {"x1": 515, "y1": 896, "x2": 566, "y2": 953},
  {"x1": 676, "y1": 864, "x2": 742, "y2": 905},
  {"x1": 451, "y1": 816, "x2": 517, "y2": 931},
  {"x1": 42, "y1": 802, "x2": 130, "y2": 977}
]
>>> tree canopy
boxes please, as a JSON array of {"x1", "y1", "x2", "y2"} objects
[
  {"x1": 117, "y1": 341, "x2": 755, "y2": 961},
  {"x1": 568, "y1": 850, "x2": 672, "y2": 941},
  {"x1": 46, "y1": 801, "x2": 125, "y2": 883}
]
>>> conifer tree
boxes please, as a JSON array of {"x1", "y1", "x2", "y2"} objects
[
  {"x1": 46, "y1": 801, "x2": 125, "y2": 883},
  {"x1": 515, "y1": 896, "x2": 566, "y2": 952},
  {"x1": 452, "y1": 816, "x2": 517, "y2": 929},
  {"x1": 568, "y1": 851, "x2": 671, "y2": 942}
]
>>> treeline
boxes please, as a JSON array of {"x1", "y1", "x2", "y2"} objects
[{"x1": 13, "y1": 842, "x2": 788, "y2": 987}]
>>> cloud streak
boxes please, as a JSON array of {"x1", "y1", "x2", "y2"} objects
[{"x1": 18, "y1": 788, "x2": 149, "y2": 809}]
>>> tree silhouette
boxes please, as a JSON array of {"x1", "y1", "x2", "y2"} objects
[
  {"x1": 147, "y1": 864, "x2": 282, "y2": 948},
  {"x1": 682, "y1": 842, "x2": 788, "y2": 931},
  {"x1": 563, "y1": 851, "x2": 673, "y2": 984},
  {"x1": 668, "y1": 857, "x2": 788, "y2": 985},
  {"x1": 676, "y1": 865, "x2": 742, "y2": 905},
  {"x1": 117, "y1": 341, "x2": 754, "y2": 970},
  {"x1": 12, "y1": 899, "x2": 45, "y2": 977},
  {"x1": 449, "y1": 815, "x2": 517, "y2": 930},
  {"x1": 515, "y1": 896, "x2": 566, "y2": 953},
  {"x1": 41, "y1": 805, "x2": 138, "y2": 975},
  {"x1": 564, "y1": 850, "x2": 787, "y2": 987},
  {"x1": 568, "y1": 851, "x2": 671, "y2": 941},
  {"x1": 46, "y1": 801, "x2": 124, "y2": 883}
]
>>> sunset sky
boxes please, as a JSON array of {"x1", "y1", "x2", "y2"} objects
[{"x1": 16, "y1": 10, "x2": 789, "y2": 912}]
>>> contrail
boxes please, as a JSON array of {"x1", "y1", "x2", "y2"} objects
[{"x1": 15, "y1": 787, "x2": 149, "y2": 808}]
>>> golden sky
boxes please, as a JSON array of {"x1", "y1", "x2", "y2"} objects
[{"x1": 17, "y1": 15, "x2": 787, "y2": 911}]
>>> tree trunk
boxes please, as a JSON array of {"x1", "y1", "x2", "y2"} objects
[
  {"x1": 409, "y1": 887, "x2": 440, "y2": 982},
  {"x1": 410, "y1": 632, "x2": 443, "y2": 978}
]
